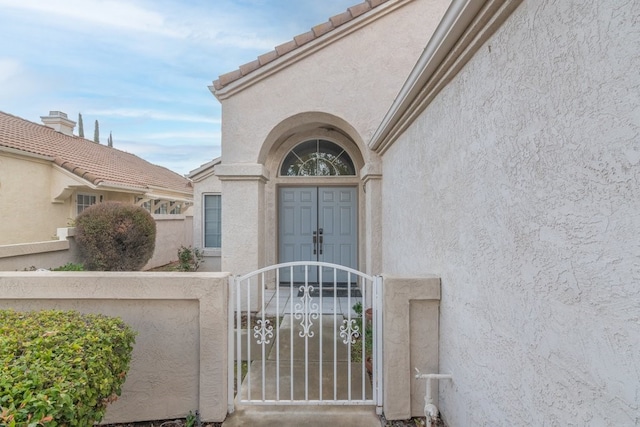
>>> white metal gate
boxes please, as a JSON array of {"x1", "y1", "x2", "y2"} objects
[{"x1": 228, "y1": 262, "x2": 383, "y2": 414}]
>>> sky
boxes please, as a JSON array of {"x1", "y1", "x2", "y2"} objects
[{"x1": 0, "y1": 0, "x2": 359, "y2": 176}]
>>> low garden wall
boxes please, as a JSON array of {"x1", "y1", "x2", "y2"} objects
[
  {"x1": 0, "y1": 214, "x2": 194, "y2": 272},
  {"x1": 0, "y1": 271, "x2": 229, "y2": 423}
]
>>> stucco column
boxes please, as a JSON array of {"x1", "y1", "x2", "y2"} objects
[
  {"x1": 216, "y1": 163, "x2": 268, "y2": 277},
  {"x1": 362, "y1": 163, "x2": 382, "y2": 277}
]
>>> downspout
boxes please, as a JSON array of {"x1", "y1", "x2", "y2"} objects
[{"x1": 415, "y1": 370, "x2": 453, "y2": 427}]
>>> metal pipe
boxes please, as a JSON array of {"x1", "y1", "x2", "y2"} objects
[{"x1": 415, "y1": 370, "x2": 453, "y2": 427}]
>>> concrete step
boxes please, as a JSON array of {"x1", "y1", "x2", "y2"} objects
[{"x1": 222, "y1": 404, "x2": 381, "y2": 427}]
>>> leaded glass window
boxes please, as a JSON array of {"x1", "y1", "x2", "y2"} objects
[{"x1": 280, "y1": 139, "x2": 356, "y2": 176}]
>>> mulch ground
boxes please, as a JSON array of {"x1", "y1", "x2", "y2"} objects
[{"x1": 103, "y1": 414, "x2": 442, "y2": 426}]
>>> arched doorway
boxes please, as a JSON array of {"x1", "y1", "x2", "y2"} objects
[{"x1": 277, "y1": 139, "x2": 359, "y2": 283}]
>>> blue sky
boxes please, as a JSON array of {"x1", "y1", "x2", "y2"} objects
[{"x1": 0, "y1": 0, "x2": 358, "y2": 175}]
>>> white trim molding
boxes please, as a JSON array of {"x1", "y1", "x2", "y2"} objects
[{"x1": 369, "y1": 0, "x2": 523, "y2": 154}]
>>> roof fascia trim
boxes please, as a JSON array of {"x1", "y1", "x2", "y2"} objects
[
  {"x1": 369, "y1": 0, "x2": 523, "y2": 154},
  {"x1": 0, "y1": 146, "x2": 54, "y2": 162},
  {"x1": 212, "y1": 0, "x2": 412, "y2": 100}
]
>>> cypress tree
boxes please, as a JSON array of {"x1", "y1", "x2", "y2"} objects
[
  {"x1": 94, "y1": 120, "x2": 99, "y2": 143},
  {"x1": 78, "y1": 113, "x2": 84, "y2": 138}
]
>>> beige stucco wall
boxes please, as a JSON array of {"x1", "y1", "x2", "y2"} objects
[
  {"x1": 380, "y1": 1, "x2": 640, "y2": 425},
  {"x1": 217, "y1": 0, "x2": 450, "y2": 276},
  {"x1": 382, "y1": 276, "x2": 440, "y2": 419},
  {"x1": 0, "y1": 153, "x2": 70, "y2": 244},
  {"x1": 144, "y1": 214, "x2": 194, "y2": 270},
  {"x1": 0, "y1": 272, "x2": 229, "y2": 423},
  {"x1": 0, "y1": 228, "x2": 80, "y2": 271}
]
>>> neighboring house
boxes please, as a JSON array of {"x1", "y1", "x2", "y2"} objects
[
  {"x1": 188, "y1": 157, "x2": 222, "y2": 271},
  {"x1": 0, "y1": 110, "x2": 193, "y2": 254},
  {"x1": 196, "y1": 0, "x2": 639, "y2": 425}
]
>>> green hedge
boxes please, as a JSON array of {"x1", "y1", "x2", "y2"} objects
[{"x1": 0, "y1": 310, "x2": 136, "y2": 426}]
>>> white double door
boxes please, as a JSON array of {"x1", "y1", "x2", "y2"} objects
[{"x1": 279, "y1": 186, "x2": 357, "y2": 283}]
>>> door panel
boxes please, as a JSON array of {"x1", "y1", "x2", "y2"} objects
[{"x1": 279, "y1": 187, "x2": 357, "y2": 283}]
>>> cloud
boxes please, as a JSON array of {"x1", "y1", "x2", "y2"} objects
[
  {"x1": 0, "y1": 0, "x2": 184, "y2": 38},
  {"x1": 85, "y1": 108, "x2": 220, "y2": 125}
]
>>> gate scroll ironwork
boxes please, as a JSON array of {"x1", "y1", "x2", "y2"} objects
[{"x1": 228, "y1": 261, "x2": 383, "y2": 414}]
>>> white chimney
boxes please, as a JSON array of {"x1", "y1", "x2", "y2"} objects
[{"x1": 40, "y1": 111, "x2": 76, "y2": 136}]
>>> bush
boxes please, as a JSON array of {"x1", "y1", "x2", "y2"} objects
[
  {"x1": 51, "y1": 262, "x2": 84, "y2": 271},
  {"x1": 177, "y1": 246, "x2": 204, "y2": 272},
  {"x1": 0, "y1": 310, "x2": 136, "y2": 426},
  {"x1": 75, "y1": 202, "x2": 156, "y2": 271}
]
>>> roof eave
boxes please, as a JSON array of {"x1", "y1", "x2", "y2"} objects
[
  {"x1": 211, "y1": 0, "x2": 411, "y2": 101},
  {"x1": 369, "y1": 0, "x2": 523, "y2": 154}
]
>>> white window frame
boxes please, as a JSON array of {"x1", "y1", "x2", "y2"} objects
[{"x1": 76, "y1": 193, "x2": 97, "y2": 215}]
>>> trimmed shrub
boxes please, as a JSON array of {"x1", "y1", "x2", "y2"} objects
[
  {"x1": 0, "y1": 310, "x2": 136, "y2": 426},
  {"x1": 75, "y1": 202, "x2": 156, "y2": 271}
]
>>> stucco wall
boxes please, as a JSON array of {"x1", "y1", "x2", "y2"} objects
[
  {"x1": 0, "y1": 153, "x2": 70, "y2": 244},
  {"x1": 219, "y1": 0, "x2": 450, "y2": 165},
  {"x1": 0, "y1": 272, "x2": 229, "y2": 423},
  {"x1": 144, "y1": 214, "x2": 194, "y2": 270},
  {"x1": 381, "y1": 1, "x2": 639, "y2": 425}
]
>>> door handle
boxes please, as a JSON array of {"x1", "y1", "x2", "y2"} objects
[
  {"x1": 318, "y1": 228, "x2": 323, "y2": 255},
  {"x1": 313, "y1": 231, "x2": 317, "y2": 255}
]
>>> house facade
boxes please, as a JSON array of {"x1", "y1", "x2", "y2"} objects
[
  {"x1": 206, "y1": 0, "x2": 450, "y2": 278},
  {"x1": 0, "y1": 111, "x2": 194, "y2": 269},
  {"x1": 197, "y1": 0, "x2": 639, "y2": 424}
]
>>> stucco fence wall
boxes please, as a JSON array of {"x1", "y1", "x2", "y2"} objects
[
  {"x1": 0, "y1": 215, "x2": 193, "y2": 272},
  {"x1": 0, "y1": 272, "x2": 439, "y2": 423},
  {"x1": 144, "y1": 214, "x2": 194, "y2": 270},
  {"x1": 0, "y1": 272, "x2": 229, "y2": 424}
]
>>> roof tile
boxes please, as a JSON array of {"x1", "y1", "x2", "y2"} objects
[
  {"x1": 258, "y1": 50, "x2": 279, "y2": 66},
  {"x1": 293, "y1": 30, "x2": 316, "y2": 47},
  {"x1": 275, "y1": 39, "x2": 298, "y2": 56},
  {"x1": 312, "y1": 21, "x2": 334, "y2": 37},
  {"x1": 239, "y1": 59, "x2": 261, "y2": 76},
  {"x1": 0, "y1": 111, "x2": 192, "y2": 195},
  {"x1": 212, "y1": 0, "x2": 394, "y2": 91},
  {"x1": 348, "y1": 2, "x2": 372, "y2": 18},
  {"x1": 218, "y1": 69, "x2": 244, "y2": 86},
  {"x1": 329, "y1": 10, "x2": 354, "y2": 28}
]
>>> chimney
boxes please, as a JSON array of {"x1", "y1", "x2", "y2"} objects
[{"x1": 40, "y1": 111, "x2": 76, "y2": 136}]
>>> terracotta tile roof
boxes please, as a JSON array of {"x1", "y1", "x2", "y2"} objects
[
  {"x1": 0, "y1": 111, "x2": 192, "y2": 195},
  {"x1": 212, "y1": 0, "x2": 393, "y2": 90}
]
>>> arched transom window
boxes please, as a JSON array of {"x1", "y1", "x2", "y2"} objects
[{"x1": 280, "y1": 139, "x2": 356, "y2": 176}]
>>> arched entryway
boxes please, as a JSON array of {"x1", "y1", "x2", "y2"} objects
[
  {"x1": 261, "y1": 113, "x2": 380, "y2": 281},
  {"x1": 278, "y1": 139, "x2": 358, "y2": 282}
]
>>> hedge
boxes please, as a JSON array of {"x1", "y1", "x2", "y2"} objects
[{"x1": 0, "y1": 310, "x2": 136, "y2": 426}]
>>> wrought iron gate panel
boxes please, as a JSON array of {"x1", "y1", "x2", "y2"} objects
[{"x1": 228, "y1": 262, "x2": 382, "y2": 413}]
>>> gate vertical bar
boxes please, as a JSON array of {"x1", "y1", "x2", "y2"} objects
[
  {"x1": 361, "y1": 275, "x2": 366, "y2": 400},
  {"x1": 374, "y1": 275, "x2": 384, "y2": 414},
  {"x1": 276, "y1": 268, "x2": 280, "y2": 401}
]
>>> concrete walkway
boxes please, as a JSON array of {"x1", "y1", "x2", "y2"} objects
[{"x1": 224, "y1": 298, "x2": 380, "y2": 427}]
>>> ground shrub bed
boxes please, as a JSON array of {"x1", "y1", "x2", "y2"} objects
[{"x1": 0, "y1": 310, "x2": 136, "y2": 426}]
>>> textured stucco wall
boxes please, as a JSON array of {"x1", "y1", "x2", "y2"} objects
[
  {"x1": 381, "y1": 1, "x2": 639, "y2": 425},
  {"x1": 144, "y1": 214, "x2": 194, "y2": 270},
  {"x1": 219, "y1": 0, "x2": 449, "y2": 165},
  {"x1": 0, "y1": 272, "x2": 229, "y2": 423},
  {"x1": 0, "y1": 154, "x2": 70, "y2": 244}
]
